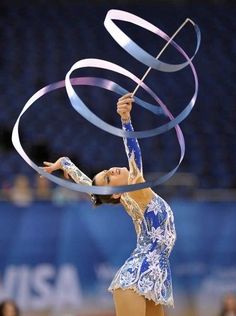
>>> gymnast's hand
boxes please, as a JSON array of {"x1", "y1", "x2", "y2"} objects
[
  {"x1": 117, "y1": 93, "x2": 134, "y2": 122},
  {"x1": 42, "y1": 158, "x2": 70, "y2": 179}
]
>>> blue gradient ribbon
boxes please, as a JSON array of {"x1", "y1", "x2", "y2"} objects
[{"x1": 12, "y1": 9, "x2": 201, "y2": 194}]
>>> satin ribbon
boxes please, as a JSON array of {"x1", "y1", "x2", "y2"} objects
[{"x1": 12, "y1": 9, "x2": 201, "y2": 195}]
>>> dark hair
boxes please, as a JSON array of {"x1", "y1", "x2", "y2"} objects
[
  {"x1": 91, "y1": 178, "x2": 121, "y2": 207},
  {"x1": 0, "y1": 299, "x2": 20, "y2": 316}
]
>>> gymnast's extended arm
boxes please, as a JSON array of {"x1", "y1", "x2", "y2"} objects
[{"x1": 42, "y1": 157, "x2": 92, "y2": 186}]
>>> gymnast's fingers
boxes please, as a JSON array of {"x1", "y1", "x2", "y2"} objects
[
  {"x1": 117, "y1": 98, "x2": 134, "y2": 106},
  {"x1": 117, "y1": 106, "x2": 132, "y2": 115},
  {"x1": 118, "y1": 92, "x2": 132, "y2": 101},
  {"x1": 117, "y1": 103, "x2": 132, "y2": 110},
  {"x1": 117, "y1": 106, "x2": 132, "y2": 117},
  {"x1": 43, "y1": 161, "x2": 53, "y2": 166},
  {"x1": 118, "y1": 101, "x2": 132, "y2": 109},
  {"x1": 42, "y1": 166, "x2": 52, "y2": 173},
  {"x1": 63, "y1": 170, "x2": 70, "y2": 179}
]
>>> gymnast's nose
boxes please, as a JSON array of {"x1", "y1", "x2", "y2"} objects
[{"x1": 109, "y1": 168, "x2": 115, "y2": 175}]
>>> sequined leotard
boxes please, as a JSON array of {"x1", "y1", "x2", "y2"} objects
[
  {"x1": 60, "y1": 120, "x2": 176, "y2": 307},
  {"x1": 108, "y1": 120, "x2": 176, "y2": 307}
]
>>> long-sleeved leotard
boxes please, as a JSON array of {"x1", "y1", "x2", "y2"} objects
[
  {"x1": 60, "y1": 119, "x2": 176, "y2": 306},
  {"x1": 109, "y1": 120, "x2": 177, "y2": 307},
  {"x1": 121, "y1": 119, "x2": 154, "y2": 235},
  {"x1": 60, "y1": 157, "x2": 92, "y2": 186},
  {"x1": 122, "y1": 120, "x2": 143, "y2": 174}
]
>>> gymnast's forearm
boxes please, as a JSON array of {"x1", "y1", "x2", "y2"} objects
[
  {"x1": 60, "y1": 157, "x2": 92, "y2": 185},
  {"x1": 122, "y1": 120, "x2": 143, "y2": 173}
]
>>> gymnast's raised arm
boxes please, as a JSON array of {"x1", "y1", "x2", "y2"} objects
[{"x1": 117, "y1": 93, "x2": 144, "y2": 182}]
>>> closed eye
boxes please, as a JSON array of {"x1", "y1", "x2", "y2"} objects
[{"x1": 103, "y1": 171, "x2": 110, "y2": 184}]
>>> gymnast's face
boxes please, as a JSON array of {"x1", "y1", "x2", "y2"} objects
[{"x1": 94, "y1": 167, "x2": 129, "y2": 186}]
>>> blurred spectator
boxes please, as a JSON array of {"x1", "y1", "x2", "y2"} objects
[
  {"x1": 52, "y1": 175, "x2": 89, "y2": 205},
  {"x1": 34, "y1": 175, "x2": 52, "y2": 201},
  {"x1": 219, "y1": 293, "x2": 236, "y2": 316},
  {"x1": 10, "y1": 174, "x2": 33, "y2": 207},
  {"x1": 52, "y1": 185, "x2": 80, "y2": 205},
  {"x1": 0, "y1": 299, "x2": 20, "y2": 316},
  {"x1": 0, "y1": 181, "x2": 11, "y2": 201}
]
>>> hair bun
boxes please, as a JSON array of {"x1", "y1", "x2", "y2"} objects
[{"x1": 90, "y1": 194, "x2": 102, "y2": 206}]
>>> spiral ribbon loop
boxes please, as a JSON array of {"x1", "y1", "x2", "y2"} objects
[{"x1": 12, "y1": 9, "x2": 201, "y2": 195}]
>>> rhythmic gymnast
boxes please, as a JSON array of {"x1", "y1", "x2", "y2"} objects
[{"x1": 42, "y1": 93, "x2": 176, "y2": 316}]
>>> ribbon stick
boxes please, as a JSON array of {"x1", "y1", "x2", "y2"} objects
[
  {"x1": 132, "y1": 18, "x2": 194, "y2": 97},
  {"x1": 12, "y1": 9, "x2": 201, "y2": 195}
]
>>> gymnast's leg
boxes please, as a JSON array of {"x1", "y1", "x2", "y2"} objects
[
  {"x1": 146, "y1": 299, "x2": 165, "y2": 316},
  {"x1": 113, "y1": 288, "x2": 146, "y2": 316}
]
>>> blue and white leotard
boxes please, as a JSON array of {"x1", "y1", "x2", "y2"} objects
[
  {"x1": 60, "y1": 119, "x2": 176, "y2": 307},
  {"x1": 108, "y1": 120, "x2": 176, "y2": 307}
]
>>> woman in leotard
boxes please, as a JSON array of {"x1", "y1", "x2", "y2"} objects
[{"x1": 43, "y1": 93, "x2": 176, "y2": 316}]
